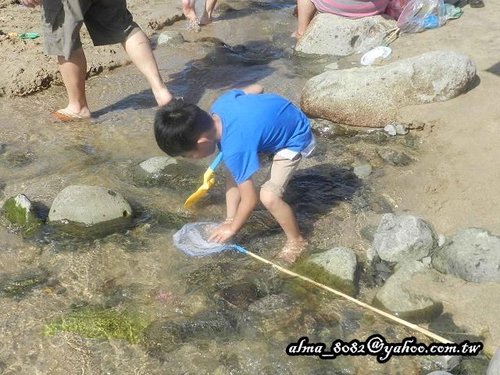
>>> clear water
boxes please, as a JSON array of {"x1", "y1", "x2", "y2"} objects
[{"x1": 0, "y1": 1, "x2": 444, "y2": 374}]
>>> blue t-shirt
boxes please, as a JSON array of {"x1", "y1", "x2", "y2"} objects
[{"x1": 210, "y1": 89, "x2": 313, "y2": 185}]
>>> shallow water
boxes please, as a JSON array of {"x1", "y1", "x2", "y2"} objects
[{"x1": 0, "y1": 1, "x2": 464, "y2": 374}]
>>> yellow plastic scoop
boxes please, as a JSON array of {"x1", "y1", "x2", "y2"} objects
[{"x1": 184, "y1": 153, "x2": 223, "y2": 209}]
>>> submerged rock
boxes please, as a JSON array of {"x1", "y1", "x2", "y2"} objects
[
  {"x1": 372, "y1": 213, "x2": 437, "y2": 263},
  {"x1": 301, "y1": 51, "x2": 476, "y2": 127},
  {"x1": 1, "y1": 194, "x2": 42, "y2": 236},
  {"x1": 300, "y1": 247, "x2": 359, "y2": 296},
  {"x1": 157, "y1": 31, "x2": 184, "y2": 46},
  {"x1": 48, "y1": 185, "x2": 132, "y2": 235},
  {"x1": 45, "y1": 306, "x2": 148, "y2": 344},
  {"x1": 143, "y1": 310, "x2": 238, "y2": 356},
  {"x1": 133, "y1": 156, "x2": 204, "y2": 192},
  {"x1": 432, "y1": 228, "x2": 500, "y2": 283},
  {"x1": 0, "y1": 268, "x2": 50, "y2": 299},
  {"x1": 373, "y1": 261, "x2": 442, "y2": 322}
]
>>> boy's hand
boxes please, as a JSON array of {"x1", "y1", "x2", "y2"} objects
[{"x1": 209, "y1": 223, "x2": 236, "y2": 243}]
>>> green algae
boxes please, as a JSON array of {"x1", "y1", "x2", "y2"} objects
[
  {"x1": 2, "y1": 195, "x2": 42, "y2": 236},
  {"x1": 44, "y1": 307, "x2": 150, "y2": 344},
  {"x1": 292, "y1": 260, "x2": 357, "y2": 297}
]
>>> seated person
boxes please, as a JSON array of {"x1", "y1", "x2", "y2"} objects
[{"x1": 154, "y1": 84, "x2": 316, "y2": 264}]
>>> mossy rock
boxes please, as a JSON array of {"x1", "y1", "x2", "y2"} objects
[
  {"x1": 2, "y1": 194, "x2": 42, "y2": 236},
  {"x1": 44, "y1": 307, "x2": 149, "y2": 344},
  {"x1": 292, "y1": 261, "x2": 357, "y2": 297},
  {"x1": 0, "y1": 268, "x2": 50, "y2": 299}
]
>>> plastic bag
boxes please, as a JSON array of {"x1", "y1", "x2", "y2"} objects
[
  {"x1": 396, "y1": 0, "x2": 447, "y2": 33},
  {"x1": 173, "y1": 222, "x2": 233, "y2": 257}
]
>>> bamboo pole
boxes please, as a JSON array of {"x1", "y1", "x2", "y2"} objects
[{"x1": 235, "y1": 246, "x2": 453, "y2": 344}]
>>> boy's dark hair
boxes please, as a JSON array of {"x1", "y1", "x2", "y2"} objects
[{"x1": 154, "y1": 98, "x2": 213, "y2": 157}]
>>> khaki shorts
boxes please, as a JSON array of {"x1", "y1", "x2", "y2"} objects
[
  {"x1": 41, "y1": 0, "x2": 139, "y2": 59},
  {"x1": 261, "y1": 155, "x2": 302, "y2": 198}
]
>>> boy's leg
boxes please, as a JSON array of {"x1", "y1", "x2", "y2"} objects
[{"x1": 260, "y1": 156, "x2": 306, "y2": 263}]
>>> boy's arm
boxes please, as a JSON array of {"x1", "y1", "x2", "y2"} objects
[
  {"x1": 225, "y1": 174, "x2": 240, "y2": 222},
  {"x1": 209, "y1": 179, "x2": 258, "y2": 243},
  {"x1": 242, "y1": 84, "x2": 264, "y2": 95}
]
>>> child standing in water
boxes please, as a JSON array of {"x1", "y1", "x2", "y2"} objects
[
  {"x1": 154, "y1": 84, "x2": 315, "y2": 264},
  {"x1": 182, "y1": 0, "x2": 218, "y2": 29}
]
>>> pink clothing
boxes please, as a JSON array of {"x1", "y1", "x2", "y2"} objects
[{"x1": 311, "y1": 0, "x2": 389, "y2": 18}]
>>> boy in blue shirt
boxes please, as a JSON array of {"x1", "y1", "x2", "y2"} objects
[{"x1": 154, "y1": 84, "x2": 315, "y2": 263}]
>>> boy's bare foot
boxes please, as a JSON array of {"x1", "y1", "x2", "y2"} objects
[
  {"x1": 291, "y1": 30, "x2": 303, "y2": 39},
  {"x1": 276, "y1": 238, "x2": 307, "y2": 264}
]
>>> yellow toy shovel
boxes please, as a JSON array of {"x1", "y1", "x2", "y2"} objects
[{"x1": 184, "y1": 153, "x2": 223, "y2": 209}]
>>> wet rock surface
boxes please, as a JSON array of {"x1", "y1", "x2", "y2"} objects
[
  {"x1": 372, "y1": 213, "x2": 437, "y2": 263},
  {"x1": 373, "y1": 261, "x2": 443, "y2": 322}
]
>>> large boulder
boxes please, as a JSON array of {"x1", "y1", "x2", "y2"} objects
[
  {"x1": 372, "y1": 213, "x2": 437, "y2": 263},
  {"x1": 295, "y1": 13, "x2": 396, "y2": 56},
  {"x1": 48, "y1": 185, "x2": 132, "y2": 233},
  {"x1": 301, "y1": 51, "x2": 476, "y2": 127},
  {"x1": 432, "y1": 228, "x2": 500, "y2": 283}
]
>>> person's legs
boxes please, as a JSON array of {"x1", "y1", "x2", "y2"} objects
[
  {"x1": 56, "y1": 47, "x2": 92, "y2": 119},
  {"x1": 199, "y1": 0, "x2": 218, "y2": 24},
  {"x1": 121, "y1": 30, "x2": 172, "y2": 106},
  {"x1": 292, "y1": 0, "x2": 317, "y2": 38},
  {"x1": 182, "y1": 0, "x2": 198, "y2": 22},
  {"x1": 260, "y1": 156, "x2": 306, "y2": 263}
]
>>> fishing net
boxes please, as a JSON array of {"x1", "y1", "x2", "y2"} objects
[{"x1": 173, "y1": 222, "x2": 234, "y2": 256}]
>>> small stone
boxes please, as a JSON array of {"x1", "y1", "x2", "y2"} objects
[
  {"x1": 438, "y1": 234, "x2": 446, "y2": 247},
  {"x1": 395, "y1": 123, "x2": 409, "y2": 135},
  {"x1": 139, "y1": 156, "x2": 177, "y2": 175},
  {"x1": 384, "y1": 124, "x2": 397, "y2": 136},
  {"x1": 353, "y1": 163, "x2": 373, "y2": 179},
  {"x1": 157, "y1": 31, "x2": 184, "y2": 46},
  {"x1": 434, "y1": 355, "x2": 461, "y2": 371}
]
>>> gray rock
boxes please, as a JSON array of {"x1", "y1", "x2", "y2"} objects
[
  {"x1": 139, "y1": 156, "x2": 177, "y2": 175},
  {"x1": 395, "y1": 123, "x2": 408, "y2": 135},
  {"x1": 372, "y1": 214, "x2": 437, "y2": 263},
  {"x1": 309, "y1": 247, "x2": 358, "y2": 287},
  {"x1": 426, "y1": 372, "x2": 453, "y2": 375},
  {"x1": 49, "y1": 185, "x2": 132, "y2": 226},
  {"x1": 353, "y1": 163, "x2": 372, "y2": 179},
  {"x1": 301, "y1": 51, "x2": 476, "y2": 127},
  {"x1": 433, "y1": 355, "x2": 461, "y2": 372},
  {"x1": 487, "y1": 348, "x2": 500, "y2": 375},
  {"x1": 373, "y1": 261, "x2": 442, "y2": 322},
  {"x1": 157, "y1": 31, "x2": 184, "y2": 46},
  {"x1": 384, "y1": 124, "x2": 397, "y2": 136},
  {"x1": 295, "y1": 14, "x2": 396, "y2": 56},
  {"x1": 294, "y1": 247, "x2": 358, "y2": 296},
  {"x1": 378, "y1": 149, "x2": 414, "y2": 166},
  {"x1": 432, "y1": 228, "x2": 500, "y2": 282}
]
